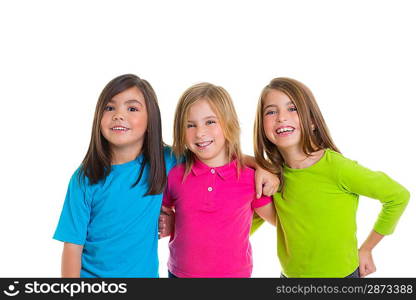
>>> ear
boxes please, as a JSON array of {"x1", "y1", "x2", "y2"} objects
[{"x1": 311, "y1": 123, "x2": 316, "y2": 131}]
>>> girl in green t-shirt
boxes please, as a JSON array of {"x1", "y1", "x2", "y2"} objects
[{"x1": 253, "y1": 77, "x2": 410, "y2": 278}]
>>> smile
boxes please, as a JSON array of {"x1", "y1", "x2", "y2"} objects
[
  {"x1": 195, "y1": 140, "x2": 213, "y2": 149},
  {"x1": 111, "y1": 126, "x2": 130, "y2": 131},
  {"x1": 275, "y1": 126, "x2": 295, "y2": 136}
]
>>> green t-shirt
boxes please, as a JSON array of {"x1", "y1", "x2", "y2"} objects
[{"x1": 275, "y1": 149, "x2": 409, "y2": 278}]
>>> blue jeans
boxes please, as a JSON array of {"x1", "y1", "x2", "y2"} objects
[
  {"x1": 168, "y1": 270, "x2": 178, "y2": 278},
  {"x1": 345, "y1": 268, "x2": 360, "y2": 278},
  {"x1": 281, "y1": 268, "x2": 360, "y2": 278}
]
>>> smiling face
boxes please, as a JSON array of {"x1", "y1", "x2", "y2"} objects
[
  {"x1": 262, "y1": 89, "x2": 302, "y2": 151},
  {"x1": 185, "y1": 99, "x2": 228, "y2": 167},
  {"x1": 100, "y1": 86, "x2": 148, "y2": 154}
]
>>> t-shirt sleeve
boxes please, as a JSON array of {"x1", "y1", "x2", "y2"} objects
[
  {"x1": 251, "y1": 195, "x2": 272, "y2": 209},
  {"x1": 337, "y1": 157, "x2": 410, "y2": 235},
  {"x1": 53, "y1": 169, "x2": 92, "y2": 245}
]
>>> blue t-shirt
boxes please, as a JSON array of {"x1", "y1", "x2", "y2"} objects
[{"x1": 53, "y1": 147, "x2": 177, "y2": 277}]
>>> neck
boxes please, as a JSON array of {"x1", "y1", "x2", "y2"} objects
[
  {"x1": 279, "y1": 145, "x2": 324, "y2": 169},
  {"x1": 196, "y1": 152, "x2": 229, "y2": 168},
  {"x1": 111, "y1": 144, "x2": 143, "y2": 165}
]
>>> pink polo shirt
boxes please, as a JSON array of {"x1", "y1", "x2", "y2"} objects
[{"x1": 162, "y1": 159, "x2": 272, "y2": 278}]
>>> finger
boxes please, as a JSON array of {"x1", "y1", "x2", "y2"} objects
[
  {"x1": 255, "y1": 181, "x2": 263, "y2": 199},
  {"x1": 161, "y1": 206, "x2": 172, "y2": 214},
  {"x1": 159, "y1": 216, "x2": 166, "y2": 227},
  {"x1": 359, "y1": 264, "x2": 366, "y2": 278},
  {"x1": 272, "y1": 182, "x2": 279, "y2": 194},
  {"x1": 266, "y1": 184, "x2": 275, "y2": 197},
  {"x1": 262, "y1": 186, "x2": 271, "y2": 197},
  {"x1": 364, "y1": 265, "x2": 372, "y2": 277}
]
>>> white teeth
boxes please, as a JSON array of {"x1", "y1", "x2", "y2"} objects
[
  {"x1": 112, "y1": 127, "x2": 127, "y2": 131},
  {"x1": 196, "y1": 141, "x2": 212, "y2": 147},
  {"x1": 277, "y1": 127, "x2": 294, "y2": 134}
]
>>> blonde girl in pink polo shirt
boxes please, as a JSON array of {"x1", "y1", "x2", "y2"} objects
[{"x1": 161, "y1": 83, "x2": 276, "y2": 278}]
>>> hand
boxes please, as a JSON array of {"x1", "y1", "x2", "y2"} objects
[
  {"x1": 255, "y1": 168, "x2": 280, "y2": 199},
  {"x1": 358, "y1": 248, "x2": 376, "y2": 277},
  {"x1": 158, "y1": 206, "x2": 175, "y2": 239}
]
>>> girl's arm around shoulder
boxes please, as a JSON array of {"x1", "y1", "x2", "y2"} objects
[
  {"x1": 159, "y1": 168, "x2": 177, "y2": 238},
  {"x1": 243, "y1": 155, "x2": 280, "y2": 198},
  {"x1": 61, "y1": 242, "x2": 83, "y2": 278},
  {"x1": 159, "y1": 205, "x2": 175, "y2": 238},
  {"x1": 253, "y1": 197, "x2": 276, "y2": 226}
]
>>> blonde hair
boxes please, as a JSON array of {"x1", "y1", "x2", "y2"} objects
[
  {"x1": 254, "y1": 77, "x2": 340, "y2": 186},
  {"x1": 173, "y1": 82, "x2": 244, "y2": 177}
]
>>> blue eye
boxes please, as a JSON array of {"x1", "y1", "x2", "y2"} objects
[
  {"x1": 265, "y1": 110, "x2": 276, "y2": 116},
  {"x1": 104, "y1": 106, "x2": 114, "y2": 111},
  {"x1": 128, "y1": 107, "x2": 138, "y2": 112},
  {"x1": 288, "y1": 107, "x2": 297, "y2": 112}
]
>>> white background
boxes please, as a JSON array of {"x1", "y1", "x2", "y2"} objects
[{"x1": 0, "y1": 0, "x2": 414, "y2": 277}]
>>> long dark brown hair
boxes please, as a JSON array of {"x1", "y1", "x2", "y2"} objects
[
  {"x1": 254, "y1": 77, "x2": 340, "y2": 187},
  {"x1": 80, "y1": 74, "x2": 166, "y2": 195}
]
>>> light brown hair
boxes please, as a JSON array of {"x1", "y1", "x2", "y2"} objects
[
  {"x1": 254, "y1": 77, "x2": 340, "y2": 186},
  {"x1": 173, "y1": 82, "x2": 244, "y2": 177}
]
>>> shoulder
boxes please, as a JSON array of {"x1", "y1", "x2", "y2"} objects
[
  {"x1": 163, "y1": 146, "x2": 174, "y2": 162},
  {"x1": 325, "y1": 149, "x2": 359, "y2": 169},
  {"x1": 68, "y1": 167, "x2": 98, "y2": 194},
  {"x1": 63, "y1": 167, "x2": 93, "y2": 202},
  {"x1": 163, "y1": 146, "x2": 178, "y2": 171},
  {"x1": 237, "y1": 165, "x2": 256, "y2": 184},
  {"x1": 167, "y1": 163, "x2": 186, "y2": 179},
  {"x1": 240, "y1": 165, "x2": 256, "y2": 177},
  {"x1": 322, "y1": 149, "x2": 357, "y2": 168},
  {"x1": 323, "y1": 150, "x2": 371, "y2": 185},
  {"x1": 69, "y1": 167, "x2": 88, "y2": 187}
]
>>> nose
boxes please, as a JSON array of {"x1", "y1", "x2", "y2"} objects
[
  {"x1": 277, "y1": 111, "x2": 288, "y2": 123},
  {"x1": 112, "y1": 112, "x2": 125, "y2": 121},
  {"x1": 195, "y1": 125, "x2": 207, "y2": 138}
]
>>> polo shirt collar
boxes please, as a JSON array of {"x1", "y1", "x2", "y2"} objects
[{"x1": 191, "y1": 158, "x2": 237, "y2": 180}]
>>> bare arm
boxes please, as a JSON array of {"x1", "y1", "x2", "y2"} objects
[
  {"x1": 243, "y1": 155, "x2": 280, "y2": 198},
  {"x1": 358, "y1": 230, "x2": 384, "y2": 277},
  {"x1": 61, "y1": 242, "x2": 83, "y2": 278},
  {"x1": 254, "y1": 202, "x2": 276, "y2": 226},
  {"x1": 158, "y1": 205, "x2": 175, "y2": 238}
]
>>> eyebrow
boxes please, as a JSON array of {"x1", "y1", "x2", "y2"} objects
[
  {"x1": 187, "y1": 115, "x2": 218, "y2": 122},
  {"x1": 263, "y1": 101, "x2": 295, "y2": 111},
  {"x1": 109, "y1": 99, "x2": 143, "y2": 106}
]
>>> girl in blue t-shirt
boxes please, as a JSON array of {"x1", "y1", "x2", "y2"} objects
[
  {"x1": 54, "y1": 74, "x2": 177, "y2": 277},
  {"x1": 54, "y1": 74, "x2": 278, "y2": 278}
]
